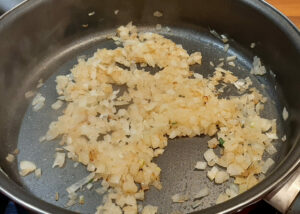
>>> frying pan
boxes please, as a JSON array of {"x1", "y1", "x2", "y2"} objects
[{"x1": 0, "y1": 0, "x2": 299, "y2": 213}]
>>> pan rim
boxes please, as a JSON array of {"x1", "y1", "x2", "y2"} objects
[{"x1": 0, "y1": 0, "x2": 299, "y2": 214}]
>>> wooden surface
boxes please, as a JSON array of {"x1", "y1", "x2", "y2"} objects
[{"x1": 267, "y1": 0, "x2": 300, "y2": 28}]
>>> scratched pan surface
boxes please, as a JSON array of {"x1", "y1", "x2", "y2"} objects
[{"x1": 0, "y1": 0, "x2": 299, "y2": 214}]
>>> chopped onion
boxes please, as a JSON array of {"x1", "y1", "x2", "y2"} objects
[
  {"x1": 88, "y1": 11, "x2": 95, "y2": 16},
  {"x1": 225, "y1": 184, "x2": 239, "y2": 198},
  {"x1": 266, "y1": 144, "x2": 277, "y2": 155},
  {"x1": 262, "y1": 158, "x2": 275, "y2": 174},
  {"x1": 153, "y1": 11, "x2": 163, "y2": 17},
  {"x1": 25, "y1": 90, "x2": 35, "y2": 98},
  {"x1": 66, "y1": 172, "x2": 95, "y2": 194},
  {"x1": 216, "y1": 193, "x2": 229, "y2": 204},
  {"x1": 52, "y1": 152, "x2": 66, "y2": 168},
  {"x1": 282, "y1": 107, "x2": 288, "y2": 120},
  {"x1": 36, "y1": 79, "x2": 44, "y2": 88},
  {"x1": 65, "y1": 192, "x2": 78, "y2": 207},
  {"x1": 86, "y1": 183, "x2": 93, "y2": 190},
  {"x1": 226, "y1": 56, "x2": 237, "y2": 62},
  {"x1": 228, "y1": 61, "x2": 235, "y2": 67},
  {"x1": 227, "y1": 163, "x2": 243, "y2": 176},
  {"x1": 250, "y1": 43, "x2": 256, "y2": 48},
  {"x1": 282, "y1": 135, "x2": 287, "y2": 142},
  {"x1": 265, "y1": 133, "x2": 278, "y2": 140},
  {"x1": 35, "y1": 168, "x2": 42, "y2": 178},
  {"x1": 155, "y1": 24, "x2": 162, "y2": 31},
  {"x1": 207, "y1": 138, "x2": 218, "y2": 149},
  {"x1": 142, "y1": 205, "x2": 158, "y2": 214},
  {"x1": 250, "y1": 56, "x2": 266, "y2": 75},
  {"x1": 39, "y1": 136, "x2": 46, "y2": 142},
  {"x1": 12, "y1": 148, "x2": 19, "y2": 155},
  {"x1": 194, "y1": 161, "x2": 207, "y2": 170},
  {"x1": 114, "y1": 10, "x2": 119, "y2": 15},
  {"x1": 32, "y1": 93, "x2": 45, "y2": 111},
  {"x1": 55, "y1": 192, "x2": 59, "y2": 201},
  {"x1": 171, "y1": 193, "x2": 189, "y2": 203},
  {"x1": 193, "y1": 187, "x2": 209, "y2": 200},
  {"x1": 79, "y1": 195, "x2": 85, "y2": 204},
  {"x1": 215, "y1": 171, "x2": 229, "y2": 184},
  {"x1": 135, "y1": 191, "x2": 144, "y2": 200},
  {"x1": 19, "y1": 160, "x2": 36, "y2": 176},
  {"x1": 204, "y1": 149, "x2": 218, "y2": 166},
  {"x1": 6, "y1": 154, "x2": 15, "y2": 162},
  {"x1": 51, "y1": 100, "x2": 63, "y2": 110},
  {"x1": 96, "y1": 187, "x2": 108, "y2": 195},
  {"x1": 224, "y1": 44, "x2": 229, "y2": 52},
  {"x1": 221, "y1": 34, "x2": 229, "y2": 43},
  {"x1": 207, "y1": 166, "x2": 219, "y2": 181}
]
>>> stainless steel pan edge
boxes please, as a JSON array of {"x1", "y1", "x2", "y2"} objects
[{"x1": 0, "y1": 0, "x2": 299, "y2": 214}]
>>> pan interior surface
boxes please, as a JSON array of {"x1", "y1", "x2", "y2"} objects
[
  {"x1": 16, "y1": 25, "x2": 284, "y2": 214},
  {"x1": 0, "y1": 0, "x2": 299, "y2": 214}
]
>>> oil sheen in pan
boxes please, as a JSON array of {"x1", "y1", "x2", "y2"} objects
[{"x1": 17, "y1": 26, "x2": 283, "y2": 214}]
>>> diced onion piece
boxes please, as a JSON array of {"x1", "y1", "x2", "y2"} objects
[
  {"x1": 6, "y1": 154, "x2": 15, "y2": 162},
  {"x1": 66, "y1": 172, "x2": 95, "y2": 194},
  {"x1": 171, "y1": 193, "x2": 189, "y2": 203},
  {"x1": 227, "y1": 163, "x2": 244, "y2": 176},
  {"x1": 204, "y1": 149, "x2": 218, "y2": 166},
  {"x1": 265, "y1": 133, "x2": 278, "y2": 140},
  {"x1": 215, "y1": 171, "x2": 229, "y2": 184},
  {"x1": 155, "y1": 24, "x2": 162, "y2": 31},
  {"x1": 193, "y1": 187, "x2": 209, "y2": 200},
  {"x1": 262, "y1": 158, "x2": 275, "y2": 174},
  {"x1": 153, "y1": 11, "x2": 163, "y2": 17},
  {"x1": 207, "y1": 138, "x2": 218, "y2": 149},
  {"x1": 224, "y1": 44, "x2": 229, "y2": 52},
  {"x1": 32, "y1": 93, "x2": 45, "y2": 111},
  {"x1": 216, "y1": 193, "x2": 230, "y2": 204},
  {"x1": 52, "y1": 153, "x2": 66, "y2": 168},
  {"x1": 250, "y1": 56, "x2": 266, "y2": 75},
  {"x1": 228, "y1": 61, "x2": 235, "y2": 67},
  {"x1": 142, "y1": 205, "x2": 158, "y2": 214},
  {"x1": 282, "y1": 135, "x2": 287, "y2": 142},
  {"x1": 114, "y1": 10, "x2": 119, "y2": 15},
  {"x1": 19, "y1": 160, "x2": 36, "y2": 176},
  {"x1": 226, "y1": 56, "x2": 237, "y2": 62},
  {"x1": 13, "y1": 148, "x2": 19, "y2": 155},
  {"x1": 225, "y1": 184, "x2": 239, "y2": 198},
  {"x1": 39, "y1": 136, "x2": 46, "y2": 142},
  {"x1": 35, "y1": 168, "x2": 42, "y2": 178},
  {"x1": 79, "y1": 195, "x2": 85, "y2": 204},
  {"x1": 250, "y1": 43, "x2": 256, "y2": 48},
  {"x1": 88, "y1": 11, "x2": 95, "y2": 16},
  {"x1": 65, "y1": 192, "x2": 78, "y2": 207},
  {"x1": 96, "y1": 187, "x2": 108, "y2": 195},
  {"x1": 51, "y1": 100, "x2": 63, "y2": 110},
  {"x1": 55, "y1": 192, "x2": 59, "y2": 201},
  {"x1": 135, "y1": 190, "x2": 145, "y2": 200},
  {"x1": 194, "y1": 161, "x2": 207, "y2": 170},
  {"x1": 207, "y1": 166, "x2": 219, "y2": 181},
  {"x1": 86, "y1": 183, "x2": 93, "y2": 190},
  {"x1": 282, "y1": 107, "x2": 288, "y2": 120},
  {"x1": 25, "y1": 90, "x2": 35, "y2": 98},
  {"x1": 266, "y1": 144, "x2": 277, "y2": 155}
]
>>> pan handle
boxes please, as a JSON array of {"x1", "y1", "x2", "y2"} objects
[{"x1": 265, "y1": 167, "x2": 300, "y2": 213}]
